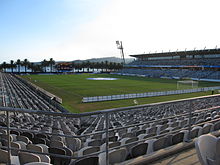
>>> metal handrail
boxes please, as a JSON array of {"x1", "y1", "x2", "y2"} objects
[
  {"x1": 0, "y1": 94, "x2": 220, "y2": 164},
  {"x1": 1, "y1": 93, "x2": 220, "y2": 117}
]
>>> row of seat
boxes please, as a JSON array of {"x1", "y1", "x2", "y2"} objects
[
  {"x1": 118, "y1": 68, "x2": 220, "y2": 80},
  {"x1": 0, "y1": 73, "x2": 58, "y2": 111},
  {"x1": 1, "y1": 73, "x2": 220, "y2": 164}
]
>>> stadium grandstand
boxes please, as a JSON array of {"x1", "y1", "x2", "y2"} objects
[
  {"x1": 0, "y1": 70, "x2": 220, "y2": 165},
  {"x1": 118, "y1": 48, "x2": 220, "y2": 81}
]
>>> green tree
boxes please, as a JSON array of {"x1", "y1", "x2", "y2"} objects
[
  {"x1": 81, "y1": 62, "x2": 86, "y2": 72},
  {"x1": 100, "y1": 61, "x2": 105, "y2": 72},
  {"x1": 28, "y1": 62, "x2": 34, "y2": 72},
  {"x1": 49, "y1": 58, "x2": 55, "y2": 72},
  {"x1": 86, "y1": 61, "x2": 91, "y2": 72},
  {"x1": 1, "y1": 62, "x2": 7, "y2": 72},
  {"x1": 22, "y1": 59, "x2": 29, "y2": 73},
  {"x1": 10, "y1": 60, "x2": 16, "y2": 73},
  {"x1": 16, "y1": 59, "x2": 21, "y2": 73},
  {"x1": 104, "y1": 61, "x2": 109, "y2": 72},
  {"x1": 41, "y1": 59, "x2": 49, "y2": 72}
]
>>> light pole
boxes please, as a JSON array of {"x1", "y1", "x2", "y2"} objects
[{"x1": 116, "y1": 41, "x2": 125, "y2": 64}]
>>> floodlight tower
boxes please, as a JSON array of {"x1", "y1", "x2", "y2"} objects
[{"x1": 116, "y1": 41, "x2": 125, "y2": 64}]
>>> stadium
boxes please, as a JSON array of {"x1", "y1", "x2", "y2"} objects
[{"x1": 0, "y1": 47, "x2": 220, "y2": 165}]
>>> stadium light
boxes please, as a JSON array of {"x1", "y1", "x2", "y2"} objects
[{"x1": 116, "y1": 41, "x2": 125, "y2": 64}]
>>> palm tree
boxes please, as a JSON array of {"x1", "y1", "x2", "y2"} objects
[
  {"x1": 80, "y1": 62, "x2": 85, "y2": 72},
  {"x1": 100, "y1": 61, "x2": 105, "y2": 72},
  {"x1": 49, "y1": 58, "x2": 55, "y2": 72},
  {"x1": 86, "y1": 61, "x2": 91, "y2": 72},
  {"x1": 22, "y1": 59, "x2": 29, "y2": 73},
  {"x1": 116, "y1": 63, "x2": 123, "y2": 70},
  {"x1": 94, "y1": 62, "x2": 100, "y2": 71},
  {"x1": 16, "y1": 59, "x2": 21, "y2": 73},
  {"x1": 1, "y1": 62, "x2": 7, "y2": 72},
  {"x1": 109, "y1": 62, "x2": 114, "y2": 71},
  {"x1": 28, "y1": 63, "x2": 42, "y2": 73},
  {"x1": 28, "y1": 62, "x2": 34, "y2": 72},
  {"x1": 75, "y1": 63, "x2": 82, "y2": 72},
  {"x1": 90, "y1": 62, "x2": 95, "y2": 72},
  {"x1": 104, "y1": 61, "x2": 109, "y2": 72},
  {"x1": 10, "y1": 60, "x2": 15, "y2": 73},
  {"x1": 41, "y1": 59, "x2": 49, "y2": 72}
]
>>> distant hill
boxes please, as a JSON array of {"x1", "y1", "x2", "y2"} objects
[{"x1": 73, "y1": 57, "x2": 134, "y2": 64}]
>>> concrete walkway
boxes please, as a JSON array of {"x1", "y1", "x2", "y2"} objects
[{"x1": 151, "y1": 148, "x2": 200, "y2": 165}]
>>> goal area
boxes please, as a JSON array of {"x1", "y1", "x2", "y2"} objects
[{"x1": 177, "y1": 80, "x2": 198, "y2": 89}]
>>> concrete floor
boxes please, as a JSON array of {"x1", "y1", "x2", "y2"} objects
[{"x1": 151, "y1": 148, "x2": 201, "y2": 165}]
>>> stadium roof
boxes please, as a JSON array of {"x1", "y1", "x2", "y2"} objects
[{"x1": 129, "y1": 48, "x2": 220, "y2": 58}]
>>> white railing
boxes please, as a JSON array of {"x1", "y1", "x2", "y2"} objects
[{"x1": 82, "y1": 86, "x2": 220, "y2": 103}]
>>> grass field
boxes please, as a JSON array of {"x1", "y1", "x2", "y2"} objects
[{"x1": 23, "y1": 74, "x2": 220, "y2": 113}]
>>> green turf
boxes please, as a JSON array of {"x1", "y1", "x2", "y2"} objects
[{"x1": 22, "y1": 74, "x2": 220, "y2": 113}]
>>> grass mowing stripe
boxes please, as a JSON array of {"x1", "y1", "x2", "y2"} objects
[{"x1": 22, "y1": 74, "x2": 220, "y2": 113}]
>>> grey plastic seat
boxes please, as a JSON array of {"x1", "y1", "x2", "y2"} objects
[
  {"x1": 27, "y1": 144, "x2": 43, "y2": 152},
  {"x1": 0, "y1": 148, "x2": 9, "y2": 163},
  {"x1": 136, "y1": 130, "x2": 146, "y2": 136},
  {"x1": 213, "y1": 121, "x2": 220, "y2": 131},
  {"x1": 87, "y1": 140, "x2": 103, "y2": 147},
  {"x1": 147, "y1": 127, "x2": 157, "y2": 134},
  {"x1": 27, "y1": 144, "x2": 50, "y2": 163},
  {"x1": 70, "y1": 156, "x2": 99, "y2": 165},
  {"x1": 66, "y1": 137, "x2": 81, "y2": 152},
  {"x1": 121, "y1": 132, "x2": 135, "y2": 139},
  {"x1": 100, "y1": 141, "x2": 121, "y2": 151},
  {"x1": 120, "y1": 137, "x2": 138, "y2": 151},
  {"x1": 130, "y1": 143, "x2": 148, "y2": 158},
  {"x1": 200, "y1": 123, "x2": 213, "y2": 135},
  {"x1": 49, "y1": 147, "x2": 66, "y2": 165},
  {"x1": 11, "y1": 141, "x2": 21, "y2": 156},
  {"x1": 171, "y1": 132, "x2": 184, "y2": 145},
  {"x1": 91, "y1": 134, "x2": 102, "y2": 140},
  {"x1": 50, "y1": 140, "x2": 65, "y2": 148},
  {"x1": 17, "y1": 135, "x2": 32, "y2": 144},
  {"x1": 62, "y1": 147, "x2": 73, "y2": 165},
  {"x1": 190, "y1": 127, "x2": 201, "y2": 139},
  {"x1": 153, "y1": 136, "x2": 169, "y2": 151},
  {"x1": 19, "y1": 152, "x2": 41, "y2": 165},
  {"x1": 195, "y1": 134, "x2": 220, "y2": 165},
  {"x1": 77, "y1": 146, "x2": 100, "y2": 157},
  {"x1": 99, "y1": 148, "x2": 127, "y2": 165},
  {"x1": 50, "y1": 135, "x2": 64, "y2": 142},
  {"x1": 36, "y1": 144, "x2": 49, "y2": 153},
  {"x1": 15, "y1": 141, "x2": 27, "y2": 150}
]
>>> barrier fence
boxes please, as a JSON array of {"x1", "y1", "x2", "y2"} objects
[{"x1": 82, "y1": 86, "x2": 220, "y2": 103}]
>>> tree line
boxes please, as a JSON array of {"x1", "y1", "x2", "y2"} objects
[
  {"x1": 0, "y1": 58, "x2": 123, "y2": 73},
  {"x1": 0, "y1": 58, "x2": 55, "y2": 73},
  {"x1": 70, "y1": 61, "x2": 123, "y2": 72}
]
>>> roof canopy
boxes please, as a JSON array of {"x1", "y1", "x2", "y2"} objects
[{"x1": 130, "y1": 48, "x2": 220, "y2": 58}]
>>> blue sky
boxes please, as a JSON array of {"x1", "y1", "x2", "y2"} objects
[{"x1": 1, "y1": 0, "x2": 220, "y2": 63}]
